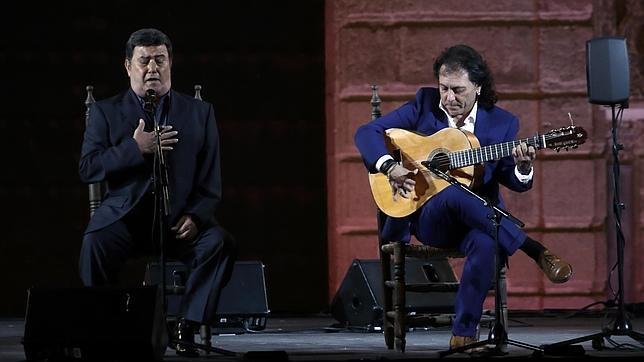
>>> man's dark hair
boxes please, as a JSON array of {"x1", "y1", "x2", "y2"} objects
[
  {"x1": 433, "y1": 44, "x2": 497, "y2": 109},
  {"x1": 125, "y1": 28, "x2": 173, "y2": 61}
]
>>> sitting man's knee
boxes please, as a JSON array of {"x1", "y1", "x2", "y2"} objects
[{"x1": 81, "y1": 233, "x2": 105, "y2": 253}]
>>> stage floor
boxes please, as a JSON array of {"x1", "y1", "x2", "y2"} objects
[{"x1": 3, "y1": 311, "x2": 644, "y2": 361}]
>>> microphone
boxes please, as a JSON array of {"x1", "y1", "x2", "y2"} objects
[
  {"x1": 421, "y1": 159, "x2": 453, "y2": 183},
  {"x1": 420, "y1": 159, "x2": 441, "y2": 172},
  {"x1": 143, "y1": 89, "x2": 157, "y2": 113}
]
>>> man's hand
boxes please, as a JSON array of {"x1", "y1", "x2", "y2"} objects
[
  {"x1": 171, "y1": 215, "x2": 199, "y2": 242},
  {"x1": 512, "y1": 142, "x2": 536, "y2": 175},
  {"x1": 387, "y1": 164, "x2": 417, "y2": 201},
  {"x1": 133, "y1": 119, "x2": 179, "y2": 154}
]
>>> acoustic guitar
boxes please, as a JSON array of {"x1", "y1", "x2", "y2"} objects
[{"x1": 369, "y1": 126, "x2": 588, "y2": 217}]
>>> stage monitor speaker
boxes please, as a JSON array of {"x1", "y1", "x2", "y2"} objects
[
  {"x1": 330, "y1": 258, "x2": 457, "y2": 329},
  {"x1": 22, "y1": 286, "x2": 167, "y2": 361},
  {"x1": 145, "y1": 260, "x2": 270, "y2": 332},
  {"x1": 586, "y1": 36, "x2": 630, "y2": 105}
]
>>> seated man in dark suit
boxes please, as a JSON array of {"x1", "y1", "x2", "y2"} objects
[{"x1": 78, "y1": 28, "x2": 236, "y2": 357}]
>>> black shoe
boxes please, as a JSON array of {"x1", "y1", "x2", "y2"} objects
[{"x1": 173, "y1": 319, "x2": 200, "y2": 357}]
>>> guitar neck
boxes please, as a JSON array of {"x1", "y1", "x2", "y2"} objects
[{"x1": 449, "y1": 134, "x2": 544, "y2": 169}]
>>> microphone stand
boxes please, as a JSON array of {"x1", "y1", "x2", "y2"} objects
[
  {"x1": 144, "y1": 94, "x2": 171, "y2": 348},
  {"x1": 145, "y1": 93, "x2": 235, "y2": 357},
  {"x1": 420, "y1": 162, "x2": 543, "y2": 357},
  {"x1": 152, "y1": 104, "x2": 172, "y2": 309}
]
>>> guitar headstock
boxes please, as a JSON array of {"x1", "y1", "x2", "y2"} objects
[{"x1": 543, "y1": 125, "x2": 587, "y2": 151}]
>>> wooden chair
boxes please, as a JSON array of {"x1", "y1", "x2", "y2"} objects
[
  {"x1": 83, "y1": 84, "x2": 213, "y2": 348},
  {"x1": 369, "y1": 85, "x2": 509, "y2": 352}
]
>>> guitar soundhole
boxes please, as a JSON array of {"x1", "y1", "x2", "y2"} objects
[{"x1": 428, "y1": 152, "x2": 450, "y2": 172}]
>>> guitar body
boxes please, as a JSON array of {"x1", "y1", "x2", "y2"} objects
[
  {"x1": 368, "y1": 128, "x2": 482, "y2": 217},
  {"x1": 367, "y1": 124, "x2": 587, "y2": 217}
]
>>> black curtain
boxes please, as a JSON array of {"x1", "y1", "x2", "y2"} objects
[{"x1": 0, "y1": 1, "x2": 326, "y2": 316}]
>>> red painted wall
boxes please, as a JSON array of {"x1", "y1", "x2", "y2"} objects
[{"x1": 326, "y1": 0, "x2": 644, "y2": 310}]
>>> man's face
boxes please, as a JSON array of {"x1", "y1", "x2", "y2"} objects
[
  {"x1": 125, "y1": 45, "x2": 172, "y2": 97},
  {"x1": 438, "y1": 65, "x2": 480, "y2": 121}
]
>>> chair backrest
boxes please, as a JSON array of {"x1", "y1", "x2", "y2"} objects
[
  {"x1": 84, "y1": 86, "x2": 102, "y2": 217},
  {"x1": 371, "y1": 85, "x2": 389, "y2": 242},
  {"x1": 83, "y1": 85, "x2": 204, "y2": 216},
  {"x1": 370, "y1": 85, "x2": 393, "y2": 242},
  {"x1": 370, "y1": 85, "x2": 381, "y2": 120}
]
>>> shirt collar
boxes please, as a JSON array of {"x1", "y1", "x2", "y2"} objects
[{"x1": 439, "y1": 101, "x2": 478, "y2": 133}]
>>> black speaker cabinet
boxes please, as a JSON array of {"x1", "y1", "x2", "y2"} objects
[
  {"x1": 145, "y1": 260, "x2": 270, "y2": 332},
  {"x1": 586, "y1": 36, "x2": 630, "y2": 105},
  {"x1": 22, "y1": 286, "x2": 167, "y2": 361},
  {"x1": 330, "y1": 258, "x2": 457, "y2": 329}
]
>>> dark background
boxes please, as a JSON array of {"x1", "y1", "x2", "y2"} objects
[{"x1": 0, "y1": 2, "x2": 327, "y2": 316}]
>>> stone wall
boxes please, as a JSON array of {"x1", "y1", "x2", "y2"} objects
[{"x1": 326, "y1": 0, "x2": 644, "y2": 309}]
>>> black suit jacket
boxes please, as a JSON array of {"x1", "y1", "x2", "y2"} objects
[{"x1": 79, "y1": 89, "x2": 221, "y2": 233}]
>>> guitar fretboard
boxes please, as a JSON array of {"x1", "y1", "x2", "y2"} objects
[{"x1": 449, "y1": 134, "x2": 544, "y2": 169}]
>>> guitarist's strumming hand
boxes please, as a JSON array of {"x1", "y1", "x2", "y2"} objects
[
  {"x1": 512, "y1": 142, "x2": 536, "y2": 175},
  {"x1": 387, "y1": 164, "x2": 418, "y2": 201}
]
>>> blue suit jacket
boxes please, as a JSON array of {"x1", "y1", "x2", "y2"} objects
[
  {"x1": 79, "y1": 89, "x2": 221, "y2": 233},
  {"x1": 354, "y1": 87, "x2": 531, "y2": 241}
]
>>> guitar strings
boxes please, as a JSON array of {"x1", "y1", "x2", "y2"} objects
[{"x1": 415, "y1": 129, "x2": 580, "y2": 169}]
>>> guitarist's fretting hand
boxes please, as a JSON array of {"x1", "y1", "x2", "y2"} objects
[
  {"x1": 387, "y1": 164, "x2": 418, "y2": 201},
  {"x1": 512, "y1": 142, "x2": 536, "y2": 175}
]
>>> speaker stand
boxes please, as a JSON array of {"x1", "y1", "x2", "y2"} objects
[{"x1": 541, "y1": 103, "x2": 644, "y2": 355}]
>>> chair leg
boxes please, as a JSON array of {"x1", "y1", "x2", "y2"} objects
[
  {"x1": 199, "y1": 324, "x2": 212, "y2": 353},
  {"x1": 380, "y1": 246, "x2": 394, "y2": 349},
  {"x1": 393, "y1": 241, "x2": 406, "y2": 352},
  {"x1": 497, "y1": 264, "x2": 509, "y2": 352}
]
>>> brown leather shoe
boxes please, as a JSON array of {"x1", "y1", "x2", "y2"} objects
[
  {"x1": 449, "y1": 335, "x2": 487, "y2": 353},
  {"x1": 538, "y1": 250, "x2": 573, "y2": 283}
]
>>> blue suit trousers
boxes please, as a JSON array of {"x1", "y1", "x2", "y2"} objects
[{"x1": 413, "y1": 185, "x2": 526, "y2": 336}]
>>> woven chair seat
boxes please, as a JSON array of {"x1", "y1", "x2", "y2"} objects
[{"x1": 381, "y1": 242, "x2": 465, "y2": 258}]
